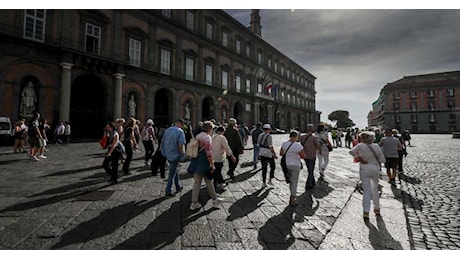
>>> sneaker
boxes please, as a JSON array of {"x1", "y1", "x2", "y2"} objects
[
  {"x1": 165, "y1": 193, "x2": 175, "y2": 198},
  {"x1": 190, "y1": 202, "x2": 201, "y2": 210},
  {"x1": 212, "y1": 199, "x2": 221, "y2": 208},
  {"x1": 33, "y1": 156, "x2": 40, "y2": 161},
  {"x1": 177, "y1": 186, "x2": 184, "y2": 192},
  {"x1": 39, "y1": 155, "x2": 47, "y2": 159}
]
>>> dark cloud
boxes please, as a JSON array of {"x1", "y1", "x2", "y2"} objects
[{"x1": 226, "y1": 9, "x2": 460, "y2": 127}]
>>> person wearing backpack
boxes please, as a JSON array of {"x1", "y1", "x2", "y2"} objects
[
  {"x1": 257, "y1": 124, "x2": 278, "y2": 188},
  {"x1": 250, "y1": 122, "x2": 263, "y2": 169},
  {"x1": 141, "y1": 119, "x2": 157, "y2": 166}
]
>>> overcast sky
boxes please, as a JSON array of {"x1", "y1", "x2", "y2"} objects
[{"x1": 225, "y1": 9, "x2": 460, "y2": 128}]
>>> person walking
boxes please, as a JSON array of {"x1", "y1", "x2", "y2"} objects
[
  {"x1": 102, "y1": 122, "x2": 122, "y2": 185},
  {"x1": 280, "y1": 131, "x2": 306, "y2": 206},
  {"x1": 380, "y1": 129, "x2": 402, "y2": 187},
  {"x1": 224, "y1": 118, "x2": 243, "y2": 180},
  {"x1": 250, "y1": 122, "x2": 263, "y2": 169},
  {"x1": 160, "y1": 119, "x2": 186, "y2": 197},
  {"x1": 257, "y1": 124, "x2": 278, "y2": 188},
  {"x1": 141, "y1": 119, "x2": 157, "y2": 166},
  {"x1": 392, "y1": 129, "x2": 407, "y2": 174},
  {"x1": 122, "y1": 117, "x2": 137, "y2": 175},
  {"x1": 13, "y1": 120, "x2": 25, "y2": 153},
  {"x1": 212, "y1": 126, "x2": 236, "y2": 191},
  {"x1": 314, "y1": 124, "x2": 332, "y2": 176},
  {"x1": 27, "y1": 111, "x2": 44, "y2": 161},
  {"x1": 300, "y1": 124, "x2": 321, "y2": 189},
  {"x1": 349, "y1": 131, "x2": 386, "y2": 219},
  {"x1": 63, "y1": 121, "x2": 71, "y2": 145},
  {"x1": 188, "y1": 121, "x2": 221, "y2": 210}
]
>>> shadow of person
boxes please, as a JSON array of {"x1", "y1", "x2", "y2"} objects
[
  {"x1": 398, "y1": 172, "x2": 422, "y2": 185},
  {"x1": 311, "y1": 176, "x2": 334, "y2": 199},
  {"x1": 230, "y1": 168, "x2": 261, "y2": 183},
  {"x1": 226, "y1": 188, "x2": 270, "y2": 221},
  {"x1": 51, "y1": 196, "x2": 168, "y2": 249},
  {"x1": 113, "y1": 189, "x2": 217, "y2": 249},
  {"x1": 391, "y1": 185, "x2": 423, "y2": 210},
  {"x1": 257, "y1": 205, "x2": 296, "y2": 249},
  {"x1": 364, "y1": 217, "x2": 403, "y2": 249},
  {"x1": 293, "y1": 190, "x2": 320, "y2": 222}
]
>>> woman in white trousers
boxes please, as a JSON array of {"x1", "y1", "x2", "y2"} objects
[
  {"x1": 349, "y1": 131, "x2": 386, "y2": 219},
  {"x1": 314, "y1": 125, "x2": 331, "y2": 175}
]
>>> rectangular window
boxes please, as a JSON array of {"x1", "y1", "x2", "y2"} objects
[
  {"x1": 222, "y1": 70, "x2": 228, "y2": 89},
  {"x1": 160, "y1": 49, "x2": 170, "y2": 75},
  {"x1": 287, "y1": 69, "x2": 290, "y2": 78},
  {"x1": 129, "y1": 38, "x2": 141, "y2": 67},
  {"x1": 428, "y1": 102, "x2": 434, "y2": 111},
  {"x1": 245, "y1": 79, "x2": 251, "y2": 93},
  {"x1": 24, "y1": 9, "x2": 46, "y2": 42},
  {"x1": 222, "y1": 32, "x2": 228, "y2": 47},
  {"x1": 410, "y1": 91, "x2": 417, "y2": 99},
  {"x1": 246, "y1": 104, "x2": 251, "y2": 112},
  {"x1": 246, "y1": 45, "x2": 250, "y2": 57},
  {"x1": 185, "y1": 57, "x2": 194, "y2": 81},
  {"x1": 85, "y1": 23, "x2": 101, "y2": 54},
  {"x1": 257, "y1": 52, "x2": 262, "y2": 64},
  {"x1": 427, "y1": 89, "x2": 434, "y2": 98},
  {"x1": 392, "y1": 92, "x2": 400, "y2": 100},
  {"x1": 446, "y1": 88, "x2": 455, "y2": 97},
  {"x1": 186, "y1": 11, "x2": 194, "y2": 30},
  {"x1": 274, "y1": 62, "x2": 278, "y2": 72},
  {"x1": 205, "y1": 64, "x2": 213, "y2": 85},
  {"x1": 447, "y1": 101, "x2": 455, "y2": 110},
  {"x1": 206, "y1": 23, "x2": 213, "y2": 39},
  {"x1": 411, "y1": 103, "x2": 417, "y2": 111},
  {"x1": 162, "y1": 10, "x2": 171, "y2": 18},
  {"x1": 281, "y1": 66, "x2": 284, "y2": 75},
  {"x1": 268, "y1": 58, "x2": 272, "y2": 68},
  {"x1": 411, "y1": 114, "x2": 417, "y2": 123},
  {"x1": 235, "y1": 75, "x2": 241, "y2": 93},
  {"x1": 257, "y1": 82, "x2": 262, "y2": 93},
  {"x1": 395, "y1": 114, "x2": 401, "y2": 123},
  {"x1": 236, "y1": 40, "x2": 241, "y2": 54},
  {"x1": 429, "y1": 114, "x2": 436, "y2": 123}
]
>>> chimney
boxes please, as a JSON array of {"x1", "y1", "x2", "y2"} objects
[{"x1": 250, "y1": 9, "x2": 262, "y2": 37}]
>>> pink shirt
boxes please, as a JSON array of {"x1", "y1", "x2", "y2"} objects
[{"x1": 196, "y1": 132, "x2": 213, "y2": 157}]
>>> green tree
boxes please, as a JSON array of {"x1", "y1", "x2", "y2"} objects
[{"x1": 328, "y1": 110, "x2": 355, "y2": 128}]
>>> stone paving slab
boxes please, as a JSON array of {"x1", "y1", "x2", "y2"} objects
[{"x1": 0, "y1": 135, "x2": 414, "y2": 250}]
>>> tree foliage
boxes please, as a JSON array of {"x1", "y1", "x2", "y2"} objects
[{"x1": 328, "y1": 110, "x2": 355, "y2": 128}]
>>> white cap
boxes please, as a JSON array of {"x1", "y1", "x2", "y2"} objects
[
  {"x1": 263, "y1": 124, "x2": 271, "y2": 129},
  {"x1": 146, "y1": 119, "x2": 154, "y2": 125}
]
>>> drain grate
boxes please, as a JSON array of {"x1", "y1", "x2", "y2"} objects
[{"x1": 75, "y1": 190, "x2": 114, "y2": 201}]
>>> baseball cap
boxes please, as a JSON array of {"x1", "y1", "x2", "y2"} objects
[
  {"x1": 263, "y1": 124, "x2": 271, "y2": 129},
  {"x1": 146, "y1": 119, "x2": 154, "y2": 125}
]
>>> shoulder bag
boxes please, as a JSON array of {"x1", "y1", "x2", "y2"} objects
[{"x1": 281, "y1": 142, "x2": 294, "y2": 183}]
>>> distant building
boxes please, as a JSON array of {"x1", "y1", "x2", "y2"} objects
[
  {"x1": 370, "y1": 71, "x2": 460, "y2": 133},
  {"x1": 0, "y1": 9, "x2": 319, "y2": 139}
]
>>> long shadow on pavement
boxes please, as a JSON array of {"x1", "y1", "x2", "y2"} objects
[
  {"x1": 226, "y1": 188, "x2": 270, "y2": 221},
  {"x1": 257, "y1": 205, "x2": 296, "y2": 249},
  {"x1": 113, "y1": 189, "x2": 217, "y2": 249},
  {"x1": 231, "y1": 168, "x2": 261, "y2": 183},
  {"x1": 391, "y1": 185, "x2": 423, "y2": 210},
  {"x1": 41, "y1": 165, "x2": 103, "y2": 178},
  {"x1": 364, "y1": 216, "x2": 403, "y2": 249},
  {"x1": 50, "y1": 196, "x2": 169, "y2": 249}
]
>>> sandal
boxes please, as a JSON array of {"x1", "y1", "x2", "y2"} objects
[{"x1": 363, "y1": 212, "x2": 369, "y2": 219}]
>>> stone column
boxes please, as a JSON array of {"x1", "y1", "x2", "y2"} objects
[
  {"x1": 113, "y1": 73, "x2": 125, "y2": 119},
  {"x1": 267, "y1": 104, "x2": 274, "y2": 125},
  {"x1": 254, "y1": 101, "x2": 260, "y2": 123},
  {"x1": 59, "y1": 62, "x2": 73, "y2": 122}
]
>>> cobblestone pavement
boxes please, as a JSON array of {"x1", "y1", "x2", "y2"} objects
[
  {"x1": 398, "y1": 134, "x2": 460, "y2": 249},
  {"x1": 0, "y1": 134, "x2": 410, "y2": 250}
]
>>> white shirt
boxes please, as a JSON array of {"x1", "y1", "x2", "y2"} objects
[
  {"x1": 281, "y1": 140, "x2": 303, "y2": 167},
  {"x1": 211, "y1": 134, "x2": 233, "y2": 163}
]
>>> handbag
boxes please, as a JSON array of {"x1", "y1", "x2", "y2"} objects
[
  {"x1": 186, "y1": 138, "x2": 199, "y2": 158},
  {"x1": 280, "y1": 142, "x2": 294, "y2": 183},
  {"x1": 185, "y1": 131, "x2": 200, "y2": 159},
  {"x1": 99, "y1": 135, "x2": 108, "y2": 149},
  {"x1": 326, "y1": 142, "x2": 333, "y2": 152}
]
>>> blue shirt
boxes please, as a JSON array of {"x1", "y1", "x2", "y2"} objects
[{"x1": 160, "y1": 126, "x2": 186, "y2": 161}]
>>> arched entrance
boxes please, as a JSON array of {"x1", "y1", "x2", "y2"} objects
[
  {"x1": 233, "y1": 102, "x2": 244, "y2": 123},
  {"x1": 201, "y1": 97, "x2": 214, "y2": 121},
  {"x1": 70, "y1": 74, "x2": 106, "y2": 140},
  {"x1": 154, "y1": 88, "x2": 172, "y2": 127}
]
